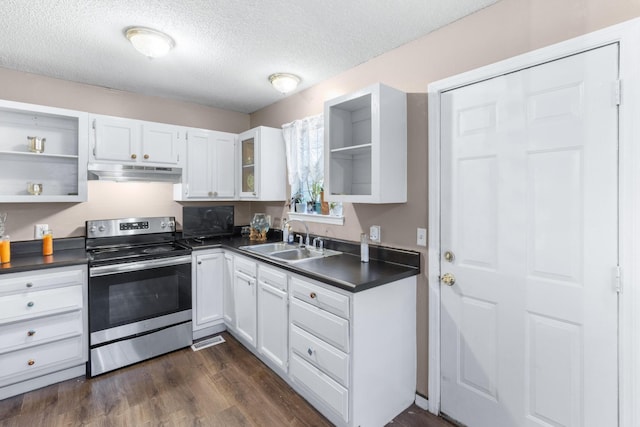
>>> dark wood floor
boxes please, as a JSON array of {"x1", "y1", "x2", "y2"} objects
[{"x1": 0, "y1": 332, "x2": 452, "y2": 426}]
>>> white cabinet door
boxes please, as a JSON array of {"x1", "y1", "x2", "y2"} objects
[
  {"x1": 92, "y1": 115, "x2": 140, "y2": 162},
  {"x1": 178, "y1": 130, "x2": 235, "y2": 200},
  {"x1": 223, "y1": 253, "x2": 235, "y2": 328},
  {"x1": 141, "y1": 123, "x2": 180, "y2": 165},
  {"x1": 237, "y1": 126, "x2": 285, "y2": 201},
  {"x1": 257, "y1": 266, "x2": 288, "y2": 372},
  {"x1": 234, "y1": 270, "x2": 257, "y2": 348},
  {"x1": 213, "y1": 132, "x2": 236, "y2": 198},
  {"x1": 185, "y1": 130, "x2": 213, "y2": 198},
  {"x1": 193, "y1": 252, "x2": 224, "y2": 331},
  {"x1": 91, "y1": 114, "x2": 182, "y2": 166}
]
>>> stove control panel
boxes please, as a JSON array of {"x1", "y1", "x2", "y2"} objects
[
  {"x1": 120, "y1": 221, "x2": 149, "y2": 231},
  {"x1": 86, "y1": 217, "x2": 176, "y2": 238}
]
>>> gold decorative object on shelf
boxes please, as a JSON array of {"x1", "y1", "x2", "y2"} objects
[{"x1": 249, "y1": 213, "x2": 269, "y2": 241}]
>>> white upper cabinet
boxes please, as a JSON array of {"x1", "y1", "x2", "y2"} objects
[
  {"x1": 324, "y1": 83, "x2": 407, "y2": 203},
  {"x1": 238, "y1": 126, "x2": 286, "y2": 201},
  {"x1": 174, "y1": 129, "x2": 236, "y2": 200},
  {"x1": 0, "y1": 99, "x2": 88, "y2": 202},
  {"x1": 90, "y1": 114, "x2": 183, "y2": 167}
]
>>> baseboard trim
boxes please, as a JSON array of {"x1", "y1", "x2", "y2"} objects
[{"x1": 415, "y1": 393, "x2": 429, "y2": 411}]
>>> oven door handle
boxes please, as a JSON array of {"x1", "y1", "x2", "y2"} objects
[{"x1": 90, "y1": 255, "x2": 192, "y2": 277}]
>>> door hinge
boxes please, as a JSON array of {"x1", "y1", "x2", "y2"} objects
[
  {"x1": 614, "y1": 79, "x2": 622, "y2": 106},
  {"x1": 615, "y1": 265, "x2": 622, "y2": 293}
]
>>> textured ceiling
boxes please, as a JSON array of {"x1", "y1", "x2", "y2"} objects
[{"x1": 1, "y1": 0, "x2": 496, "y2": 114}]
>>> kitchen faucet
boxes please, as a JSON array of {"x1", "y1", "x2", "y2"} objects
[{"x1": 284, "y1": 219, "x2": 309, "y2": 246}]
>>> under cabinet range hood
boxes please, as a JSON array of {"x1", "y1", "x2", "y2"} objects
[{"x1": 87, "y1": 163, "x2": 182, "y2": 182}]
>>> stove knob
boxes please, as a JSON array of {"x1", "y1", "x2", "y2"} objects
[
  {"x1": 89, "y1": 226, "x2": 97, "y2": 234},
  {"x1": 98, "y1": 225, "x2": 105, "y2": 232},
  {"x1": 160, "y1": 222, "x2": 167, "y2": 228},
  {"x1": 168, "y1": 221, "x2": 175, "y2": 229}
]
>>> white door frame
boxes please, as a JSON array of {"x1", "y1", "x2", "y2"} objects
[{"x1": 427, "y1": 18, "x2": 640, "y2": 427}]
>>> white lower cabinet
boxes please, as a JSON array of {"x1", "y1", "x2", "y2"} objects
[
  {"x1": 257, "y1": 265, "x2": 288, "y2": 373},
  {"x1": 222, "y1": 253, "x2": 235, "y2": 328},
  {"x1": 224, "y1": 252, "x2": 417, "y2": 427},
  {"x1": 233, "y1": 255, "x2": 257, "y2": 348},
  {"x1": 0, "y1": 265, "x2": 88, "y2": 400},
  {"x1": 192, "y1": 250, "x2": 225, "y2": 339}
]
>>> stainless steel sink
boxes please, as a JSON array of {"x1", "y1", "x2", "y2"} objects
[{"x1": 239, "y1": 242, "x2": 341, "y2": 264}]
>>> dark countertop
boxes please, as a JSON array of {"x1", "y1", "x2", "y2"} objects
[
  {"x1": 183, "y1": 235, "x2": 420, "y2": 293},
  {"x1": 0, "y1": 235, "x2": 420, "y2": 293},
  {"x1": 0, "y1": 237, "x2": 88, "y2": 274}
]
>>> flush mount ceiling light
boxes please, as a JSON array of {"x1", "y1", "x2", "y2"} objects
[
  {"x1": 125, "y1": 27, "x2": 174, "y2": 58},
  {"x1": 269, "y1": 73, "x2": 301, "y2": 94}
]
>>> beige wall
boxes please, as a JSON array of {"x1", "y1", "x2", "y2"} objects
[
  {"x1": 0, "y1": 68, "x2": 251, "y2": 241},
  {"x1": 1, "y1": 0, "x2": 639, "y2": 398},
  {"x1": 249, "y1": 0, "x2": 640, "y2": 397}
]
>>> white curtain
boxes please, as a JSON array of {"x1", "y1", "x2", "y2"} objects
[{"x1": 282, "y1": 114, "x2": 324, "y2": 200}]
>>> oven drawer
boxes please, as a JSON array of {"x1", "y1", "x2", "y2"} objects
[
  {"x1": 0, "y1": 285, "x2": 83, "y2": 324},
  {"x1": 290, "y1": 352, "x2": 349, "y2": 424},
  {"x1": 290, "y1": 277, "x2": 350, "y2": 319},
  {"x1": 290, "y1": 297, "x2": 350, "y2": 353},
  {"x1": 0, "y1": 309, "x2": 83, "y2": 353},
  {"x1": 0, "y1": 267, "x2": 85, "y2": 297},
  {"x1": 0, "y1": 335, "x2": 85, "y2": 387},
  {"x1": 291, "y1": 324, "x2": 349, "y2": 387}
]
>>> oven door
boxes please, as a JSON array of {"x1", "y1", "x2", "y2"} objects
[{"x1": 89, "y1": 255, "x2": 192, "y2": 346}]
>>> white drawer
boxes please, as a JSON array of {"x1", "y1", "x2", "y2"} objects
[
  {"x1": 0, "y1": 285, "x2": 83, "y2": 323},
  {"x1": 259, "y1": 264, "x2": 287, "y2": 291},
  {"x1": 290, "y1": 298, "x2": 350, "y2": 353},
  {"x1": 234, "y1": 256, "x2": 256, "y2": 278},
  {"x1": 291, "y1": 324, "x2": 349, "y2": 387},
  {"x1": 0, "y1": 309, "x2": 83, "y2": 353},
  {"x1": 0, "y1": 267, "x2": 85, "y2": 296},
  {"x1": 0, "y1": 335, "x2": 85, "y2": 386},
  {"x1": 290, "y1": 352, "x2": 349, "y2": 424},
  {"x1": 291, "y1": 277, "x2": 350, "y2": 319}
]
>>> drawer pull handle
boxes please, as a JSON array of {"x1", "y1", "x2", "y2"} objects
[
  {"x1": 131, "y1": 154, "x2": 137, "y2": 159},
  {"x1": 26, "y1": 282, "x2": 33, "y2": 288},
  {"x1": 310, "y1": 292, "x2": 317, "y2": 299},
  {"x1": 27, "y1": 301, "x2": 34, "y2": 307},
  {"x1": 307, "y1": 348, "x2": 314, "y2": 356},
  {"x1": 144, "y1": 154, "x2": 150, "y2": 159},
  {"x1": 27, "y1": 359, "x2": 35, "y2": 366},
  {"x1": 27, "y1": 330, "x2": 36, "y2": 337}
]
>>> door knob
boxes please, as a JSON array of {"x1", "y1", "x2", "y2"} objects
[{"x1": 441, "y1": 273, "x2": 456, "y2": 286}]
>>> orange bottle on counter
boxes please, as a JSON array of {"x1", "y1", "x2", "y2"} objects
[
  {"x1": 1, "y1": 236, "x2": 10, "y2": 263},
  {"x1": 42, "y1": 231, "x2": 53, "y2": 256}
]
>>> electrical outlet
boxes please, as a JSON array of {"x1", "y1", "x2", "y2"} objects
[
  {"x1": 34, "y1": 224, "x2": 49, "y2": 239},
  {"x1": 369, "y1": 225, "x2": 381, "y2": 243},
  {"x1": 417, "y1": 228, "x2": 427, "y2": 246}
]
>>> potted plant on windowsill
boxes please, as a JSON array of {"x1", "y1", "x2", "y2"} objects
[
  {"x1": 308, "y1": 181, "x2": 323, "y2": 214},
  {"x1": 290, "y1": 192, "x2": 305, "y2": 213}
]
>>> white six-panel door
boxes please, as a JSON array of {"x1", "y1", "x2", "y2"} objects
[{"x1": 439, "y1": 44, "x2": 619, "y2": 427}]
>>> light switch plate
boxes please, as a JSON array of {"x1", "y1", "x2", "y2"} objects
[
  {"x1": 34, "y1": 224, "x2": 48, "y2": 239},
  {"x1": 417, "y1": 228, "x2": 427, "y2": 246},
  {"x1": 369, "y1": 225, "x2": 381, "y2": 243}
]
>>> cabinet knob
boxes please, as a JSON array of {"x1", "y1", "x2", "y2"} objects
[
  {"x1": 27, "y1": 301, "x2": 34, "y2": 308},
  {"x1": 27, "y1": 359, "x2": 35, "y2": 366},
  {"x1": 26, "y1": 282, "x2": 33, "y2": 288},
  {"x1": 309, "y1": 292, "x2": 317, "y2": 299},
  {"x1": 144, "y1": 154, "x2": 149, "y2": 159},
  {"x1": 208, "y1": 191, "x2": 213, "y2": 196},
  {"x1": 198, "y1": 261, "x2": 202, "y2": 265},
  {"x1": 252, "y1": 192, "x2": 257, "y2": 196},
  {"x1": 27, "y1": 330, "x2": 36, "y2": 337},
  {"x1": 131, "y1": 154, "x2": 137, "y2": 159},
  {"x1": 213, "y1": 191, "x2": 218, "y2": 197}
]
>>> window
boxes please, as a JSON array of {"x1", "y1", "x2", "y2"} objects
[{"x1": 282, "y1": 114, "x2": 343, "y2": 225}]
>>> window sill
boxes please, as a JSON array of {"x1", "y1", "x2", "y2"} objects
[{"x1": 286, "y1": 212, "x2": 344, "y2": 226}]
